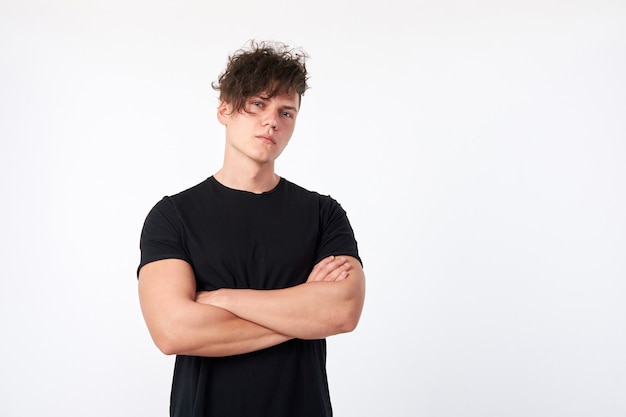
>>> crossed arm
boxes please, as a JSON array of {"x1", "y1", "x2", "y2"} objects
[{"x1": 137, "y1": 256, "x2": 365, "y2": 357}]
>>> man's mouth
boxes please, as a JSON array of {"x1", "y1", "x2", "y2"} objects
[{"x1": 256, "y1": 135, "x2": 276, "y2": 144}]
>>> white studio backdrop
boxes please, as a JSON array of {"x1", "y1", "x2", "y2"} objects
[{"x1": 1, "y1": 1, "x2": 625, "y2": 416}]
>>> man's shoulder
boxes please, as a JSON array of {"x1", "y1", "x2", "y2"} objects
[
  {"x1": 168, "y1": 177, "x2": 212, "y2": 199},
  {"x1": 282, "y1": 179, "x2": 344, "y2": 215},
  {"x1": 146, "y1": 177, "x2": 212, "y2": 218},
  {"x1": 281, "y1": 178, "x2": 333, "y2": 202}
]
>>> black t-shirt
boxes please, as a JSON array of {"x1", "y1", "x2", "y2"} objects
[{"x1": 139, "y1": 176, "x2": 360, "y2": 417}]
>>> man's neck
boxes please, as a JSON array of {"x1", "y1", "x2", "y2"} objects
[{"x1": 213, "y1": 164, "x2": 280, "y2": 194}]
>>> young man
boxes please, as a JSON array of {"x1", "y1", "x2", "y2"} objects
[{"x1": 137, "y1": 40, "x2": 365, "y2": 417}]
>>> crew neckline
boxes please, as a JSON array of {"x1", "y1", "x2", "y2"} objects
[{"x1": 209, "y1": 175, "x2": 285, "y2": 196}]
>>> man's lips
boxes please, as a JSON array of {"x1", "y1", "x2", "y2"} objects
[{"x1": 256, "y1": 135, "x2": 276, "y2": 144}]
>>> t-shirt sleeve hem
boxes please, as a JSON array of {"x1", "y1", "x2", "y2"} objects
[
  {"x1": 136, "y1": 254, "x2": 192, "y2": 278},
  {"x1": 315, "y1": 251, "x2": 362, "y2": 267}
]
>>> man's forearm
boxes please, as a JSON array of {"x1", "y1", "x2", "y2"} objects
[
  {"x1": 139, "y1": 259, "x2": 292, "y2": 358},
  {"x1": 159, "y1": 302, "x2": 292, "y2": 357},
  {"x1": 198, "y1": 257, "x2": 366, "y2": 339}
]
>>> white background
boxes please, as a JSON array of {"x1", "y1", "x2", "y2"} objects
[{"x1": 1, "y1": 1, "x2": 625, "y2": 416}]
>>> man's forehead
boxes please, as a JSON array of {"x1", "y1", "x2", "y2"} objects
[{"x1": 256, "y1": 89, "x2": 298, "y2": 99}]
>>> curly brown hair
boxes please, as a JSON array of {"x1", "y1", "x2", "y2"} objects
[{"x1": 212, "y1": 40, "x2": 309, "y2": 113}]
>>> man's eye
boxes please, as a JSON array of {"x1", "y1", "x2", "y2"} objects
[
  {"x1": 282, "y1": 111, "x2": 293, "y2": 118},
  {"x1": 251, "y1": 101, "x2": 263, "y2": 107}
]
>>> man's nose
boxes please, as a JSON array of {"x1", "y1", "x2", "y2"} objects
[{"x1": 263, "y1": 113, "x2": 278, "y2": 130}]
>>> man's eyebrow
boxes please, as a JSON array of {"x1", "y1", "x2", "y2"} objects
[
  {"x1": 249, "y1": 95, "x2": 298, "y2": 112},
  {"x1": 281, "y1": 105, "x2": 299, "y2": 112},
  {"x1": 253, "y1": 96, "x2": 299, "y2": 112}
]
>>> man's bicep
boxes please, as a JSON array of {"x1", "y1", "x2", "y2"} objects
[
  {"x1": 138, "y1": 259, "x2": 197, "y2": 352},
  {"x1": 139, "y1": 258, "x2": 196, "y2": 301}
]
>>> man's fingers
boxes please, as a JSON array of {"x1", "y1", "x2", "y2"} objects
[
  {"x1": 307, "y1": 256, "x2": 334, "y2": 282},
  {"x1": 322, "y1": 260, "x2": 351, "y2": 282},
  {"x1": 312, "y1": 256, "x2": 334, "y2": 274},
  {"x1": 307, "y1": 256, "x2": 352, "y2": 282}
]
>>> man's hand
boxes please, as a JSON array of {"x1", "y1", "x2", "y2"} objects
[{"x1": 306, "y1": 255, "x2": 352, "y2": 283}]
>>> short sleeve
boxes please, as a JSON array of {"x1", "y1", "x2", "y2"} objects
[
  {"x1": 137, "y1": 197, "x2": 191, "y2": 276},
  {"x1": 316, "y1": 196, "x2": 362, "y2": 266}
]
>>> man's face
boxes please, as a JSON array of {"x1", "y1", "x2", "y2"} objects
[{"x1": 218, "y1": 91, "x2": 300, "y2": 166}]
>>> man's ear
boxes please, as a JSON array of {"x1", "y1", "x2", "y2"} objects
[{"x1": 217, "y1": 101, "x2": 232, "y2": 125}]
